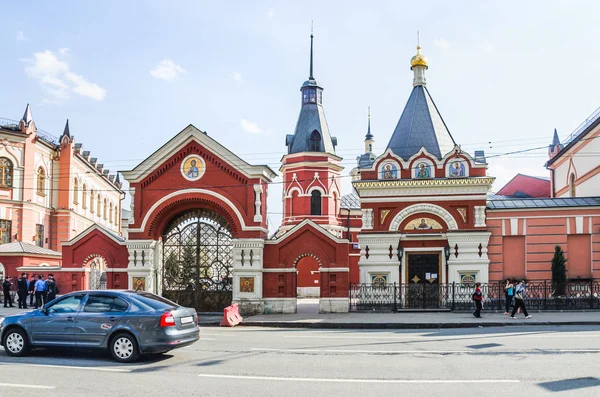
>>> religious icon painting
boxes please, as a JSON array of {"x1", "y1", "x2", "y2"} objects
[
  {"x1": 448, "y1": 160, "x2": 466, "y2": 178},
  {"x1": 371, "y1": 274, "x2": 387, "y2": 287},
  {"x1": 181, "y1": 154, "x2": 206, "y2": 181},
  {"x1": 404, "y1": 217, "x2": 443, "y2": 231},
  {"x1": 132, "y1": 276, "x2": 146, "y2": 291},
  {"x1": 415, "y1": 162, "x2": 431, "y2": 179},
  {"x1": 380, "y1": 162, "x2": 398, "y2": 180},
  {"x1": 240, "y1": 276, "x2": 255, "y2": 293}
]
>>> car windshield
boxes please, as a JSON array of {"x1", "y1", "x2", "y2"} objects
[{"x1": 132, "y1": 292, "x2": 178, "y2": 310}]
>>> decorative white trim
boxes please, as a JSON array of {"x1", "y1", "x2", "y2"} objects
[
  {"x1": 389, "y1": 203, "x2": 458, "y2": 231},
  {"x1": 268, "y1": 218, "x2": 349, "y2": 244},
  {"x1": 61, "y1": 223, "x2": 126, "y2": 247},
  {"x1": 360, "y1": 195, "x2": 488, "y2": 203},
  {"x1": 128, "y1": 188, "x2": 267, "y2": 233},
  {"x1": 253, "y1": 184, "x2": 262, "y2": 223},
  {"x1": 293, "y1": 252, "x2": 322, "y2": 267},
  {"x1": 319, "y1": 267, "x2": 349, "y2": 272},
  {"x1": 474, "y1": 206, "x2": 487, "y2": 227},
  {"x1": 362, "y1": 208, "x2": 374, "y2": 230},
  {"x1": 263, "y1": 268, "x2": 297, "y2": 273}
]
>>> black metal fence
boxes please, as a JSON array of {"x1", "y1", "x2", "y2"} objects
[{"x1": 349, "y1": 280, "x2": 600, "y2": 312}]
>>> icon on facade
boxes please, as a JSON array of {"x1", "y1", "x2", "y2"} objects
[
  {"x1": 133, "y1": 276, "x2": 146, "y2": 291},
  {"x1": 448, "y1": 160, "x2": 466, "y2": 177},
  {"x1": 181, "y1": 154, "x2": 206, "y2": 181},
  {"x1": 404, "y1": 217, "x2": 442, "y2": 231},
  {"x1": 415, "y1": 162, "x2": 431, "y2": 178},
  {"x1": 380, "y1": 162, "x2": 398, "y2": 180},
  {"x1": 240, "y1": 276, "x2": 255, "y2": 293}
]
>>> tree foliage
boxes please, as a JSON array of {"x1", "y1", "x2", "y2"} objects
[{"x1": 551, "y1": 245, "x2": 567, "y2": 297}]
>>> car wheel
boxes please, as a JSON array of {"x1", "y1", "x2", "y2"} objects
[
  {"x1": 110, "y1": 333, "x2": 140, "y2": 363},
  {"x1": 3, "y1": 328, "x2": 30, "y2": 357}
]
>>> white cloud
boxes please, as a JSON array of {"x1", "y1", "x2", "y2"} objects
[
  {"x1": 434, "y1": 39, "x2": 450, "y2": 49},
  {"x1": 481, "y1": 41, "x2": 494, "y2": 53},
  {"x1": 241, "y1": 119, "x2": 263, "y2": 135},
  {"x1": 65, "y1": 72, "x2": 106, "y2": 100},
  {"x1": 267, "y1": 8, "x2": 275, "y2": 18},
  {"x1": 22, "y1": 49, "x2": 107, "y2": 102},
  {"x1": 59, "y1": 47, "x2": 70, "y2": 55},
  {"x1": 16, "y1": 30, "x2": 29, "y2": 41},
  {"x1": 150, "y1": 59, "x2": 185, "y2": 81},
  {"x1": 232, "y1": 72, "x2": 242, "y2": 83}
]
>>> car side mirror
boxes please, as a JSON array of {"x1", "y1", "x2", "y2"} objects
[{"x1": 40, "y1": 306, "x2": 47, "y2": 315}]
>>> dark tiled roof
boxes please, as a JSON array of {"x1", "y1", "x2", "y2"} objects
[
  {"x1": 357, "y1": 153, "x2": 375, "y2": 169},
  {"x1": 341, "y1": 192, "x2": 360, "y2": 210},
  {"x1": 386, "y1": 85, "x2": 456, "y2": 160},
  {"x1": 487, "y1": 196, "x2": 600, "y2": 210},
  {"x1": 286, "y1": 102, "x2": 337, "y2": 155}
]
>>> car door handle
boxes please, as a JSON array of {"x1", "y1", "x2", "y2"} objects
[
  {"x1": 109, "y1": 317, "x2": 116, "y2": 322},
  {"x1": 66, "y1": 317, "x2": 74, "y2": 321}
]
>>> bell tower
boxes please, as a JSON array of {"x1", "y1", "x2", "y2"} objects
[{"x1": 279, "y1": 30, "x2": 344, "y2": 237}]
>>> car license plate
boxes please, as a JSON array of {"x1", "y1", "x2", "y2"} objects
[{"x1": 180, "y1": 316, "x2": 194, "y2": 325}]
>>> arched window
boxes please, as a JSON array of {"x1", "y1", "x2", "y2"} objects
[
  {"x1": 570, "y1": 173, "x2": 576, "y2": 197},
  {"x1": 90, "y1": 189, "x2": 94, "y2": 212},
  {"x1": 109, "y1": 202, "x2": 113, "y2": 223},
  {"x1": 310, "y1": 190, "x2": 322, "y2": 216},
  {"x1": 114, "y1": 206, "x2": 119, "y2": 228},
  {"x1": 73, "y1": 178, "x2": 79, "y2": 204},
  {"x1": 103, "y1": 199, "x2": 107, "y2": 220},
  {"x1": 0, "y1": 158, "x2": 13, "y2": 187},
  {"x1": 368, "y1": 143, "x2": 373, "y2": 152},
  {"x1": 82, "y1": 184, "x2": 87, "y2": 209},
  {"x1": 309, "y1": 130, "x2": 322, "y2": 152},
  {"x1": 37, "y1": 167, "x2": 46, "y2": 195},
  {"x1": 97, "y1": 194, "x2": 101, "y2": 215}
]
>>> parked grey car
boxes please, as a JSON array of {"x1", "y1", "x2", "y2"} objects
[{"x1": 0, "y1": 290, "x2": 200, "y2": 363}]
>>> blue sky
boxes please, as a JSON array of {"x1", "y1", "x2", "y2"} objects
[{"x1": 2, "y1": 1, "x2": 600, "y2": 232}]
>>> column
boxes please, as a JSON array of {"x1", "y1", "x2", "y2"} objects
[
  {"x1": 232, "y1": 238, "x2": 265, "y2": 315},
  {"x1": 126, "y1": 239, "x2": 159, "y2": 293}
]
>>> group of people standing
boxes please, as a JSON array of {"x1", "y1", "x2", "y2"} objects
[
  {"x1": 2, "y1": 273, "x2": 59, "y2": 309},
  {"x1": 471, "y1": 279, "x2": 532, "y2": 319}
]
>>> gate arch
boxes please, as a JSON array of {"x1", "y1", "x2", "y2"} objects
[{"x1": 161, "y1": 208, "x2": 233, "y2": 312}]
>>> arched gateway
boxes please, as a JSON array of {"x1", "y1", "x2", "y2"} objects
[{"x1": 161, "y1": 209, "x2": 233, "y2": 311}]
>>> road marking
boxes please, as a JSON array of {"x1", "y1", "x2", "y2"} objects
[
  {"x1": 0, "y1": 383, "x2": 55, "y2": 389},
  {"x1": 282, "y1": 333, "x2": 600, "y2": 340},
  {"x1": 200, "y1": 338, "x2": 216, "y2": 341},
  {"x1": 0, "y1": 363, "x2": 132, "y2": 372},
  {"x1": 198, "y1": 374, "x2": 519, "y2": 384},
  {"x1": 251, "y1": 348, "x2": 472, "y2": 354}
]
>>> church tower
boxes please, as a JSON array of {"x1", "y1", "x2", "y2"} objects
[{"x1": 279, "y1": 31, "x2": 344, "y2": 237}]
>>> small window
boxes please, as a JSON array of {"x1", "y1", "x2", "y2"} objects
[
  {"x1": 133, "y1": 292, "x2": 178, "y2": 310},
  {"x1": 90, "y1": 189, "x2": 94, "y2": 212},
  {"x1": 103, "y1": 198, "x2": 107, "y2": 220},
  {"x1": 47, "y1": 294, "x2": 85, "y2": 314},
  {"x1": 0, "y1": 219, "x2": 12, "y2": 244},
  {"x1": 309, "y1": 130, "x2": 322, "y2": 152},
  {"x1": 310, "y1": 190, "x2": 322, "y2": 216},
  {"x1": 84, "y1": 295, "x2": 129, "y2": 313},
  {"x1": 109, "y1": 202, "x2": 113, "y2": 224},
  {"x1": 37, "y1": 167, "x2": 46, "y2": 195},
  {"x1": 35, "y1": 224, "x2": 44, "y2": 247},
  {"x1": 309, "y1": 89, "x2": 316, "y2": 103},
  {"x1": 0, "y1": 158, "x2": 13, "y2": 188},
  {"x1": 73, "y1": 178, "x2": 79, "y2": 204},
  {"x1": 82, "y1": 184, "x2": 87, "y2": 209}
]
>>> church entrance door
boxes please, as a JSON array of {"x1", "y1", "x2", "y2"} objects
[{"x1": 406, "y1": 253, "x2": 441, "y2": 309}]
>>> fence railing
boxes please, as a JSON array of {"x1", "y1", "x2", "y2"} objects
[{"x1": 349, "y1": 281, "x2": 600, "y2": 312}]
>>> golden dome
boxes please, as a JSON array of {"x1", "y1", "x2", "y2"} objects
[{"x1": 410, "y1": 45, "x2": 428, "y2": 68}]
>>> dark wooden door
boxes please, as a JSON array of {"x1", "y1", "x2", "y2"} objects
[{"x1": 407, "y1": 254, "x2": 440, "y2": 309}]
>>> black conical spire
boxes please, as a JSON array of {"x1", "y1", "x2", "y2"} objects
[
  {"x1": 365, "y1": 107, "x2": 373, "y2": 140},
  {"x1": 309, "y1": 23, "x2": 314, "y2": 80},
  {"x1": 63, "y1": 119, "x2": 71, "y2": 138}
]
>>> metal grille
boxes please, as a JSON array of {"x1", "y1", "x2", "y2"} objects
[
  {"x1": 161, "y1": 209, "x2": 233, "y2": 312},
  {"x1": 89, "y1": 259, "x2": 106, "y2": 290},
  {"x1": 349, "y1": 281, "x2": 600, "y2": 312}
]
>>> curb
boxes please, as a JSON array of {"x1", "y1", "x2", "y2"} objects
[{"x1": 238, "y1": 321, "x2": 600, "y2": 330}]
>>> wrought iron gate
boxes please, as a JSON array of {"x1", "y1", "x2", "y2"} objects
[
  {"x1": 89, "y1": 259, "x2": 106, "y2": 290},
  {"x1": 161, "y1": 209, "x2": 233, "y2": 312}
]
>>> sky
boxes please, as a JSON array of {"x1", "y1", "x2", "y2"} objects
[{"x1": 2, "y1": 0, "x2": 600, "y2": 233}]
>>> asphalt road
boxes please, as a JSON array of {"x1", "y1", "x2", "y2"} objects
[{"x1": 1, "y1": 325, "x2": 600, "y2": 396}]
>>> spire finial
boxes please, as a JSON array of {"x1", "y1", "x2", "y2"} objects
[
  {"x1": 368, "y1": 106, "x2": 371, "y2": 119},
  {"x1": 417, "y1": 30, "x2": 420, "y2": 47},
  {"x1": 309, "y1": 21, "x2": 314, "y2": 80}
]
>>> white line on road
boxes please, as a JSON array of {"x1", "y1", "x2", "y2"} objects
[
  {"x1": 198, "y1": 374, "x2": 520, "y2": 384},
  {"x1": 251, "y1": 348, "x2": 472, "y2": 354},
  {"x1": 0, "y1": 362, "x2": 132, "y2": 372},
  {"x1": 0, "y1": 383, "x2": 55, "y2": 389},
  {"x1": 281, "y1": 333, "x2": 600, "y2": 340}
]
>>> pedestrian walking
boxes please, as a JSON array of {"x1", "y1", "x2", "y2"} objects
[
  {"x1": 17, "y1": 273, "x2": 28, "y2": 309},
  {"x1": 28, "y1": 275, "x2": 36, "y2": 306},
  {"x1": 34, "y1": 275, "x2": 47, "y2": 308},
  {"x1": 3, "y1": 276, "x2": 14, "y2": 308},
  {"x1": 511, "y1": 280, "x2": 532, "y2": 319},
  {"x1": 472, "y1": 282, "x2": 483, "y2": 318},
  {"x1": 504, "y1": 278, "x2": 514, "y2": 315},
  {"x1": 46, "y1": 274, "x2": 58, "y2": 302}
]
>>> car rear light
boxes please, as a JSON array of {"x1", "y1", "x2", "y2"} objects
[
  {"x1": 160, "y1": 311, "x2": 176, "y2": 327},
  {"x1": 194, "y1": 312, "x2": 198, "y2": 324}
]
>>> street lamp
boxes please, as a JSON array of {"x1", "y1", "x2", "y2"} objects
[{"x1": 444, "y1": 244, "x2": 451, "y2": 283}]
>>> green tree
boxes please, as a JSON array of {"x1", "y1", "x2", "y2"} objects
[{"x1": 551, "y1": 245, "x2": 567, "y2": 297}]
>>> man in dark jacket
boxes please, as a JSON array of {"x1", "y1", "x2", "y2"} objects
[
  {"x1": 3, "y1": 277, "x2": 14, "y2": 308},
  {"x1": 46, "y1": 274, "x2": 58, "y2": 302},
  {"x1": 28, "y1": 275, "x2": 36, "y2": 306},
  {"x1": 17, "y1": 273, "x2": 28, "y2": 309}
]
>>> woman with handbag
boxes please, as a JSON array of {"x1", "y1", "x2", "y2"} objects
[{"x1": 472, "y1": 282, "x2": 483, "y2": 318}]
